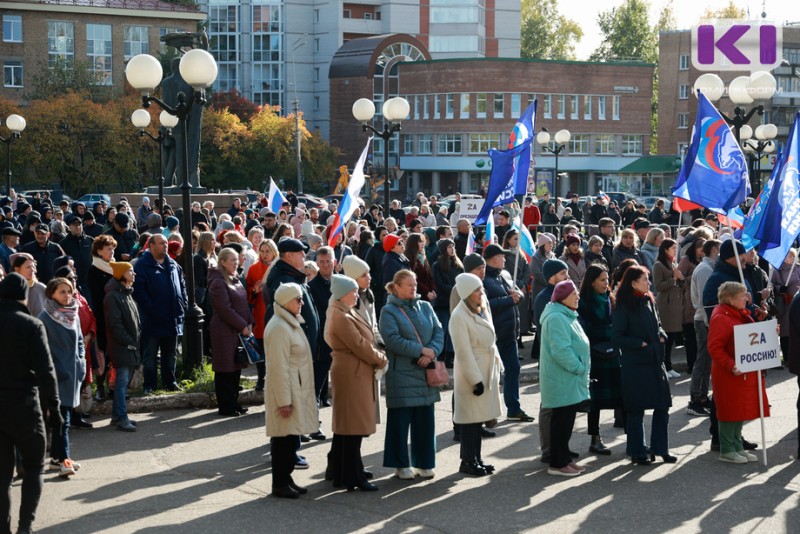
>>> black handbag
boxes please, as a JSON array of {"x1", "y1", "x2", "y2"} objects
[
  {"x1": 590, "y1": 341, "x2": 619, "y2": 360},
  {"x1": 234, "y1": 345, "x2": 249, "y2": 366}
]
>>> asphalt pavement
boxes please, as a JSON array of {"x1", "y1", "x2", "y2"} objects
[{"x1": 18, "y1": 346, "x2": 800, "y2": 534}]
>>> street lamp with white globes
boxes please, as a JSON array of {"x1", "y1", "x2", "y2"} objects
[
  {"x1": 352, "y1": 96, "x2": 410, "y2": 215},
  {"x1": 536, "y1": 127, "x2": 570, "y2": 197},
  {"x1": 1, "y1": 114, "x2": 26, "y2": 197},
  {"x1": 742, "y1": 123, "x2": 778, "y2": 193},
  {"x1": 693, "y1": 71, "x2": 777, "y2": 195},
  {"x1": 131, "y1": 109, "x2": 179, "y2": 212},
  {"x1": 125, "y1": 49, "x2": 218, "y2": 370}
]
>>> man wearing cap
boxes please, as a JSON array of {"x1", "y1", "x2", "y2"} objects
[
  {"x1": 633, "y1": 218, "x2": 650, "y2": 245},
  {"x1": 532, "y1": 258, "x2": 571, "y2": 461},
  {"x1": 19, "y1": 212, "x2": 41, "y2": 247},
  {"x1": 483, "y1": 243, "x2": 532, "y2": 422},
  {"x1": 105, "y1": 212, "x2": 138, "y2": 261},
  {"x1": 381, "y1": 234, "x2": 409, "y2": 288},
  {"x1": 702, "y1": 239, "x2": 762, "y2": 452},
  {"x1": 20, "y1": 223, "x2": 65, "y2": 284},
  {"x1": 0, "y1": 227, "x2": 21, "y2": 274},
  {"x1": 82, "y1": 211, "x2": 102, "y2": 239},
  {"x1": 0, "y1": 273, "x2": 61, "y2": 534},
  {"x1": 60, "y1": 215, "x2": 95, "y2": 301},
  {"x1": 133, "y1": 233, "x2": 187, "y2": 393}
]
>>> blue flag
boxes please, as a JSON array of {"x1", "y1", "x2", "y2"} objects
[
  {"x1": 673, "y1": 92, "x2": 750, "y2": 212},
  {"x1": 508, "y1": 100, "x2": 537, "y2": 196},
  {"x1": 741, "y1": 146, "x2": 782, "y2": 251},
  {"x1": 751, "y1": 112, "x2": 800, "y2": 269},
  {"x1": 474, "y1": 140, "x2": 532, "y2": 225}
]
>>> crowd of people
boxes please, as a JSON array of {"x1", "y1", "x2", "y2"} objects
[{"x1": 1, "y1": 186, "x2": 798, "y2": 526}]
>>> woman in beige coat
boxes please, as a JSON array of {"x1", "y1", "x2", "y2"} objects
[
  {"x1": 325, "y1": 275, "x2": 388, "y2": 491},
  {"x1": 263, "y1": 283, "x2": 318, "y2": 499},
  {"x1": 449, "y1": 273, "x2": 503, "y2": 477},
  {"x1": 653, "y1": 238, "x2": 685, "y2": 379}
]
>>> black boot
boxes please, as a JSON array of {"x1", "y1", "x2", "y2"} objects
[{"x1": 589, "y1": 435, "x2": 611, "y2": 455}]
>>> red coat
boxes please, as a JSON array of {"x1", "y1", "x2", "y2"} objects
[
  {"x1": 708, "y1": 304, "x2": 770, "y2": 422},
  {"x1": 523, "y1": 205, "x2": 541, "y2": 229}
]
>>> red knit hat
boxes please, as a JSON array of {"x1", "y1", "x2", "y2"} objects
[{"x1": 383, "y1": 234, "x2": 402, "y2": 253}]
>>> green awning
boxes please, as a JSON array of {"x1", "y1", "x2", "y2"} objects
[{"x1": 618, "y1": 156, "x2": 681, "y2": 174}]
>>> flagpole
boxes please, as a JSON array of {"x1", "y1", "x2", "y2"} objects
[
  {"x1": 757, "y1": 369, "x2": 767, "y2": 466},
  {"x1": 726, "y1": 220, "x2": 747, "y2": 285}
]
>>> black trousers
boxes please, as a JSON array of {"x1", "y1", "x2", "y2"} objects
[
  {"x1": 328, "y1": 434, "x2": 365, "y2": 488},
  {"x1": 682, "y1": 322, "x2": 698, "y2": 373},
  {"x1": 459, "y1": 423, "x2": 482, "y2": 463},
  {"x1": 0, "y1": 402, "x2": 46, "y2": 533},
  {"x1": 313, "y1": 356, "x2": 332, "y2": 404},
  {"x1": 549, "y1": 405, "x2": 578, "y2": 469},
  {"x1": 214, "y1": 370, "x2": 241, "y2": 413},
  {"x1": 270, "y1": 435, "x2": 300, "y2": 489}
]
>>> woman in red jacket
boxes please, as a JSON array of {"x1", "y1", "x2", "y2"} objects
[{"x1": 708, "y1": 281, "x2": 769, "y2": 464}]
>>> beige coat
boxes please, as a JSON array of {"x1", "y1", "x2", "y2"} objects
[
  {"x1": 449, "y1": 300, "x2": 503, "y2": 424},
  {"x1": 325, "y1": 300, "x2": 388, "y2": 436},
  {"x1": 263, "y1": 304, "x2": 318, "y2": 437},
  {"x1": 653, "y1": 260, "x2": 684, "y2": 333}
]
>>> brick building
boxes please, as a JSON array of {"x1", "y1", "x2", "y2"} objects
[
  {"x1": 1, "y1": 0, "x2": 206, "y2": 103},
  {"x1": 330, "y1": 34, "x2": 656, "y2": 199}
]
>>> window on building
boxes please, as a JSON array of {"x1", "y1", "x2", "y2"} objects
[
  {"x1": 678, "y1": 113, "x2": 689, "y2": 129},
  {"x1": 433, "y1": 95, "x2": 440, "y2": 119},
  {"x1": 313, "y1": 67, "x2": 319, "y2": 82},
  {"x1": 476, "y1": 93, "x2": 487, "y2": 118},
  {"x1": 3, "y1": 61, "x2": 22, "y2": 88},
  {"x1": 86, "y1": 24, "x2": 112, "y2": 85},
  {"x1": 469, "y1": 133, "x2": 500, "y2": 154},
  {"x1": 622, "y1": 134, "x2": 643, "y2": 155},
  {"x1": 557, "y1": 95, "x2": 565, "y2": 119},
  {"x1": 598, "y1": 96, "x2": 606, "y2": 120},
  {"x1": 570, "y1": 95, "x2": 579, "y2": 120},
  {"x1": 679, "y1": 84, "x2": 689, "y2": 99},
  {"x1": 785, "y1": 47, "x2": 800, "y2": 65},
  {"x1": 48, "y1": 21, "x2": 74, "y2": 67},
  {"x1": 613, "y1": 96, "x2": 620, "y2": 120},
  {"x1": 543, "y1": 95, "x2": 552, "y2": 118},
  {"x1": 314, "y1": 38, "x2": 320, "y2": 52},
  {"x1": 430, "y1": 6, "x2": 479, "y2": 23},
  {"x1": 343, "y1": 9, "x2": 351, "y2": 18},
  {"x1": 210, "y1": 4, "x2": 240, "y2": 91},
  {"x1": 429, "y1": 35, "x2": 479, "y2": 53},
  {"x1": 438, "y1": 134, "x2": 462, "y2": 154},
  {"x1": 679, "y1": 54, "x2": 689, "y2": 70},
  {"x1": 413, "y1": 95, "x2": 420, "y2": 120},
  {"x1": 419, "y1": 134, "x2": 433, "y2": 154},
  {"x1": 461, "y1": 93, "x2": 470, "y2": 119},
  {"x1": 364, "y1": 12, "x2": 373, "y2": 20},
  {"x1": 596, "y1": 134, "x2": 615, "y2": 155},
  {"x1": 445, "y1": 94, "x2": 454, "y2": 119},
  {"x1": 528, "y1": 93, "x2": 536, "y2": 106},
  {"x1": 469, "y1": 173, "x2": 482, "y2": 193},
  {"x1": 583, "y1": 95, "x2": 592, "y2": 120},
  {"x1": 423, "y1": 95, "x2": 429, "y2": 119},
  {"x1": 314, "y1": 96, "x2": 320, "y2": 110},
  {"x1": 569, "y1": 134, "x2": 589, "y2": 155},
  {"x1": 314, "y1": 9, "x2": 320, "y2": 22},
  {"x1": 3, "y1": 15, "x2": 22, "y2": 43},
  {"x1": 403, "y1": 135, "x2": 413, "y2": 154},
  {"x1": 375, "y1": 10, "x2": 381, "y2": 20},
  {"x1": 511, "y1": 94, "x2": 521, "y2": 117},
  {"x1": 124, "y1": 26, "x2": 149, "y2": 60},
  {"x1": 493, "y1": 93, "x2": 504, "y2": 118}
]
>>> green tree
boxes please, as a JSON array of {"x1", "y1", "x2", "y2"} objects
[
  {"x1": 26, "y1": 58, "x2": 111, "y2": 103},
  {"x1": 520, "y1": 0, "x2": 583, "y2": 60},
  {"x1": 703, "y1": 1, "x2": 747, "y2": 19},
  {"x1": 199, "y1": 107, "x2": 252, "y2": 190},
  {"x1": 590, "y1": 0, "x2": 657, "y2": 62}
]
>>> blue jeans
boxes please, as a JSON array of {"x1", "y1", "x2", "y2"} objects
[
  {"x1": 142, "y1": 335, "x2": 178, "y2": 391},
  {"x1": 626, "y1": 409, "x2": 669, "y2": 458},
  {"x1": 50, "y1": 406, "x2": 71, "y2": 461},
  {"x1": 112, "y1": 365, "x2": 134, "y2": 421},
  {"x1": 497, "y1": 339, "x2": 521, "y2": 415}
]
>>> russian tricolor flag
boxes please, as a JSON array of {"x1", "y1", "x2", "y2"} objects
[
  {"x1": 512, "y1": 216, "x2": 535, "y2": 262},
  {"x1": 483, "y1": 215, "x2": 495, "y2": 249},
  {"x1": 329, "y1": 137, "x2": 372, "y2": 243},
  {"x1": 268, "y1": 177, "x2": 288, "y2": 213},
  {"x1": 466, "y1": 228, "x2": 475, "y2": 255}
]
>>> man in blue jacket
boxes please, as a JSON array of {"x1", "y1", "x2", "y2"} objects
[
  {"x1": 483, "y1": 244, "x2": 533, "y2": 422},
  {"x1": 133, "y1": 233, "x2": 187, "y2": 393}
]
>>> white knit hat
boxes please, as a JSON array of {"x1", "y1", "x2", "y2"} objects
[
  {"x1": 342, "y1": 255, "x2": 370, "y2": 280},
  {"x1": 455, "y1": 273, "x2": 483, "y2": 300}
]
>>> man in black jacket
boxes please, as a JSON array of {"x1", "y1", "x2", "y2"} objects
[
  {"x1": 483, "y1": 244, "x2": 533, "y2": 422},
  {"x1": 0, "y1": 273, "x2": 61, "y2": 534},
  {"x1": 104, "y1": 213, "x2": 138, "y2": 261},
  {"x1": 59, "y1": 215, "x2": 94, "y2": 301},
  {"x1": 454, "y1": 219, "x2": 471, "y2": 260},
  {"x1": 20, "y1": 224, "x2": 65, "y2": 284}
]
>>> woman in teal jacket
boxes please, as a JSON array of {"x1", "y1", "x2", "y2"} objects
[
  {"x1": 379, "y1": 269, "x2": 444, "y2": 480},
  {"x1": 539, "y1": 280, "x2": 590, "y2": 477}
]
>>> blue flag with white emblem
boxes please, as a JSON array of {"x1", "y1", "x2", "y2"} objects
[{"x1": 673, "y1": 92, "x2": 750, "y2": 212}]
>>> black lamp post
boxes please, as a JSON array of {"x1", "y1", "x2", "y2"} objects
[
  {"x1": 0, "y1": 114, "x2": 26, "y2": 196},
  {"x1": 742, "y1": 124, "x2": 778, "y2": 196},
  {"x1": 536, "y1": 127, "x2": 570, "y2": 197},
  {"x1": 125, "y1": 50, "x2": 218, "y2": 370},
  {"x1": 352, "y1": 97, "x2": 410, "y2": 216},
  {"x1": 131, "y1": 109, "x2": 179, "y2": 212}
]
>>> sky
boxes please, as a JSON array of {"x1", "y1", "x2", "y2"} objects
[{"x1": 563, "y1": 0, "x2": 800, "y2": 60}]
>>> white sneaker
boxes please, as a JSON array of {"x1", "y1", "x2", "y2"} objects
[
  {"x1": 412, "y1": 467, "x2": 435, "y2": 479},
  {"x1": 58, "y1": 459, "x2": 77, "y2": 478},
  {"x1": 719, "y1": 452, "x2": 747, "y2": 464},
  {"x1": 395, "y1": 468, "x2": 415, "y2": 480},
  {"x1": 738, "y1": 451, "x2": 758, "y2": 462},
  {"x1": 667, "y1": 369, "x2": 681, "y2": 379}
]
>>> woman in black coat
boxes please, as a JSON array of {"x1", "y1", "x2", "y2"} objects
[
  {"x1": 432, "y1": 238, "x2": 463, "y2": 366},
  {"x1": 612, "y1": 265, "x2": 675, "y2": 466},
  {"x1": 86, "y1": 234, "x2": 116, "y2": 401}
]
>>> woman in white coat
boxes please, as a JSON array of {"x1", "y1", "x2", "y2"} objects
[
  {"x1": 263, "y1": 283, "x2": 319, "y2": 499},
  {"x1": 449, "y1": 273, "x2": 503, "y2": 477}
]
